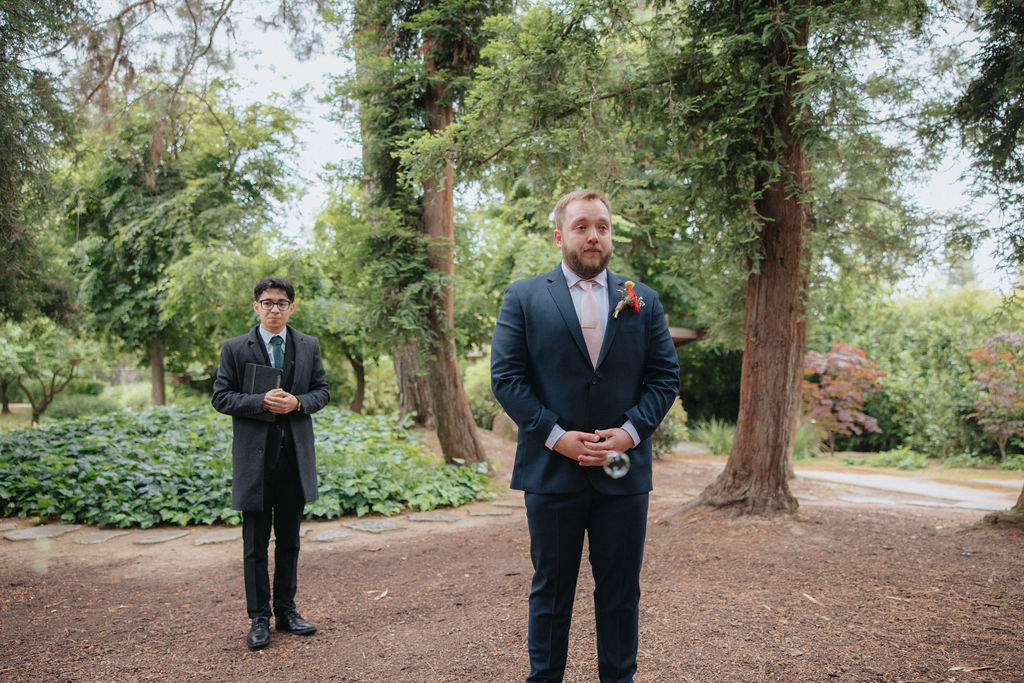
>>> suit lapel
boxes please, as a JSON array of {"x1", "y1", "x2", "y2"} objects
[
  {"x1": 247, "y1": 326, "x2": 271, "y2": 366},
  {"x1": 599, "y1": 273, "x2": 625, "y2": 367},
  {"x1": 546, "y1": 269, "x2": 592, "y2": 365}
]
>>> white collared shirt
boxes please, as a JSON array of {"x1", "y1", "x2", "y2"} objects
[{"x1": 258, "y1": 326, "x2": 288, "y2": 369}]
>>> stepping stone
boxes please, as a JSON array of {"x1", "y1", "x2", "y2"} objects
[
  {"x1": 310, "y1": 529, "x2": 353, "y2": 542},
  {"x1": 4, "y1": 524, "x2": 81, "y2": 541},
  {"x1": 194, "y1": 529, "x2": 242, "y2": 545},
  {"x1": 0, "y1": 521, "x2": 17, "y2": 531},
  {"x1": 468, "y1": 508, "x2": 513, "y2": 517},
  {"x1": 407, "y1": 511, "x2": 461, "y2": 523},
  {"x1": 134, "y1": 530, "x2": 189, "y2": 545},
  {"x1": 76, "y1": 530, "x2": 129, "y2": 544},
  {"x1": 342, "y1": 519, "x2": 404, "y2": 534},
  {"x1": 491, "y1": 500, "x2": 525, "y2": 508}
]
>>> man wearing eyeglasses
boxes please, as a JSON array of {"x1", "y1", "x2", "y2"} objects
[{"x1": 212, "y1": 276, "x2": 330, "y2": 650}]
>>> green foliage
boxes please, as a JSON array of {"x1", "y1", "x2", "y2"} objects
[
  {"x1": 45, "y1": 393, "x2": 119, "y2": 421},
  {"x1": 0, "y1": 406, "x2": 495, "y2": 527},
  {"x1": 820, "y1": 285, "x2": 1010, "y2": 459},
  {"x1": 462, "y1": 357, "x2": 500, "y2": 429},
  {"x1": 964, "y1": 332, "x2": 1024, "y2": 460},
  {"x1": 999, "y1": 454, "x2": 1024, "y2": 471},
  {"x1": 0, "y1": 0, "x2": 83, "y2": 322},
  {"x1": 66, "y1": 79, "x2": 300, "y2": 372},
  {"x1": 689, "y1": 418, "x2": 735, "y2": 456},
  {"x1": 67, "y1": 379, "x2": 105, "y2": 396},
  {"x1": 842, "y1": 447, "x2": 928, "y2": 470},
  {"x1": 677, "y1": 344, "x2": 743, "y2": 422},
  {"x1": 651, "y1": 401, "x2": 689, "y2": 458},
  {"x1": 792, "y1": 422, "x2": 826, "y2": 461},
  {"x1": 942, "y1": 452, "x2": 996, "y2": 469}
]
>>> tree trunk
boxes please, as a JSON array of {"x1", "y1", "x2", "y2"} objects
[
  {"x1": 419, "y1": 40, "x2": 486, "y2": 466},
  {"x1": 348, "y1": 353, "x2": 366, "y2": 414},
  {"x1": 982, "y1": 484, "x2": 1024, "y2": 530},
  {"x1": 149, "y1": 338, "x2": 166, "y2": 406},
  {"x1": 394, "y1": 341, "x2": 433, "y2": 426},
  {"x1": 666, "y1": 12, "x2": 809, "y2": 519},
  {"x1": 1, "y1": 378, "x2": 9, "y2": 414}
]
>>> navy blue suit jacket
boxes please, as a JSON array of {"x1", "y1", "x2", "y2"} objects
[{"x1": 491, "y1": 267, "x2": 679, "y2": 495}]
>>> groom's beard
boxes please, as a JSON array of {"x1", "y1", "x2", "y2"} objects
[{"x1": 564, "y1": 247, "x2": 611, "y2": 280}]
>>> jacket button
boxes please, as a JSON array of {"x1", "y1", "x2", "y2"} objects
[{"x1": 591, "y1": 377, "x2": 598, "y2": 385}]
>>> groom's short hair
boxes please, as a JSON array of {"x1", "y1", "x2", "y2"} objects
[{"x1": 553, "y1": 189, "x2": 612, "y2": 231}]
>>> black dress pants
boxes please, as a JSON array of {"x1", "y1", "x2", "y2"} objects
[{"x1": 242, "y1": 425, "x2": 304, "y2": 619}]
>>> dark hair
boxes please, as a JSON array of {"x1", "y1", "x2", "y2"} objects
[{"x1": 254, "y1": 276, "x2": 295, "y2": 302}]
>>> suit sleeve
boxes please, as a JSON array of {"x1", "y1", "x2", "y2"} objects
[
  {"x1": 211, "y1": 340, "x2": 268, "y2": 418},
  {"x1": 623, "y1": 290, "x2": 680, "y2": 440},
  {"x1": 491, "y1": 284, "x2": 560, "y2": 440},
  {"x1": 295, "y1": 338, "x2": 330, "y2": 414}
]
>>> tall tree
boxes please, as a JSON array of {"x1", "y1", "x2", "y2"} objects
[
  {"x1": 0, "y1": 0, "x2": 85, "y2": 321},
  {"x1": 414, "y1": 0, "x2": 948, "y2": 514},
  {"x1": 67, "y1": 81, "x2": 299, "y2": 404},
  {"x1": 330, "y1": 0, "x2": 510, "y2": 465}
]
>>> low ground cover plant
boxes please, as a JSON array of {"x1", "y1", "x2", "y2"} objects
[{"x1": 0, "y1": 406, "x2": 494, "y2": 528}]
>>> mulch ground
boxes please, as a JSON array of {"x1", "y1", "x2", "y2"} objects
[{"x1": 2, "y1": 430, "x2": 1023, "y2": 682}]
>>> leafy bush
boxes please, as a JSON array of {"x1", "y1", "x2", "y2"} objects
[
  {"x1": 792, "y1": 422, "x2": 825, "y2": 460},
  {"x1": 45, "y1": 393, "x2": 119, "y2": 420},
  {"x1": 651, "y1": 401, "x2": 689, "y2": 458},
  {"x1": 689, "y1": 418, "x2": 735, "y2": 455},
  {"x1": 943, "y1": 452, "x2": 997, "y2": 469},
  {"x1": 67, "y1": 379, "x2": 106, "y2": 396},
  {"x1": 0, "y1": 406, "x2": 495, "y2": 528},
  {"x1": 462, "y1": 358, "x2": 501, "y2": 430},
  {"x1": 1000, "y1": 454, "x2": 1024, "y2": 471},
  {"x1": 872, "y1": 447, "x2": 929, "y2": 470}
]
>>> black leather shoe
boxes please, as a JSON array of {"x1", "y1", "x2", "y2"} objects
[
  {"x1": 246, "y1": 616, "x2": 271, "y2": 650},
  {"x1": 275, "y1": 610, "x2": 316, "y2": 635}
]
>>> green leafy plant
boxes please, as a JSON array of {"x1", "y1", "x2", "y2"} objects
[
  {"x1": 999, "y1": 454, "x2": 1024, "y2": 471},
  {"x1": 689, "y1": 418, "x2": 735, "y2": 456},
  {"x1": 651, "y1": 400, "x2": 689, "y2": 458},
  {"x1": 792, "y1": 422, "x2": 826, "y2": 461},
  {"x1": 872, "y1": 448, "x2": 929, "y2": 470},
  {"x1": 0, "y1": 406, "x2": 495, "y2": 528},
  {"x1": 943, "y1": 453, "x2": 997, "y2": 469}
]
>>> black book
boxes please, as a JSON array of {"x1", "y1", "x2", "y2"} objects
[{"x1": 243, "y1": 362, "x2": 283, "y2": 422}]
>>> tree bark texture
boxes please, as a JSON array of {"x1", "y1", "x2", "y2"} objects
[
  {"x1": 982, "y1": 485, "x2": 1024, "y2": 530},
  {"x1": 1, "y1": 379, "x2": 9, "y2": 414},
  {"x1": 149, "y1": 338, "x2": 166, "y2": 406},
  {"x1": 691, "y1": 12, "x2": 809, "y2": 517},
  {"x1": 419, "y1": 40, "x2": 486, "y2": 466},
  {"x1": 394, "y1": 341, "x2": 433, "y2": 427}
]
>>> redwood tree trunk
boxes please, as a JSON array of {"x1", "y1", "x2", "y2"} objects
[
  {"x1": 983, "y1": 485, "x2": 1024, "y2": 530},
  {"x1": 150, "y1": 338, "x2": 165, "y2": 406},
  {"x1": 420, "y1": 44, "x2": 486, "y2": 466},
  {"x1": 686, "y1": 13, "x2": 809, "y2": 517},
  {"x1": 394, "y1": 341, "x2": 433, "y2": 427}
]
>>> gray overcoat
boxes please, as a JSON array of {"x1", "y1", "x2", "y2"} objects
[{"x1": 211, "y1": 325, "x2": 330, "y2": 511}]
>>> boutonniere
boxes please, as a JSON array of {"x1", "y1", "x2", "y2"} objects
[{"x1": 613, "y1": 280, "x2": 645, "y2": 318}]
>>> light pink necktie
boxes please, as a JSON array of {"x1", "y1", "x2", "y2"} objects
[{"x1": 579, "y1": 279, "x2": 603, "y2": 368}]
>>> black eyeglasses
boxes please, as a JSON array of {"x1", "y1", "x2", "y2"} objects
[{"x1": 257, "y1": 299, "x2": 292, "y2": 311}]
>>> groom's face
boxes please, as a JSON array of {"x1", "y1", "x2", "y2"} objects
[{"x1": 554, "y1": 198, "x2": 613, "y2": 279}]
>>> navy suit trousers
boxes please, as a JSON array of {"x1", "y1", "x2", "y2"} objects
[{"x1": 525, "y1": 488, "x2": 649, "y2": 683}]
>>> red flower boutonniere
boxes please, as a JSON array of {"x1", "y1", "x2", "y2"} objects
[{"x1": 613, "y1": 280, "x2": 645, "y2": 318}]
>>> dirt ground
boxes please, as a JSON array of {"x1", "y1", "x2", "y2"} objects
[{"x1": 2, "y1": 430, "x2": 1023, "y2": 682}]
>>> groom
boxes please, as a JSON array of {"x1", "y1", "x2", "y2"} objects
[{"x1": 491, "y1": 189, "x2": 679, "y2": 682}]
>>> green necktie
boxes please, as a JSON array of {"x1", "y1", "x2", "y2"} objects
[{"x1": 270, "y1": 335, "x2": 284, "y2": 369}]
